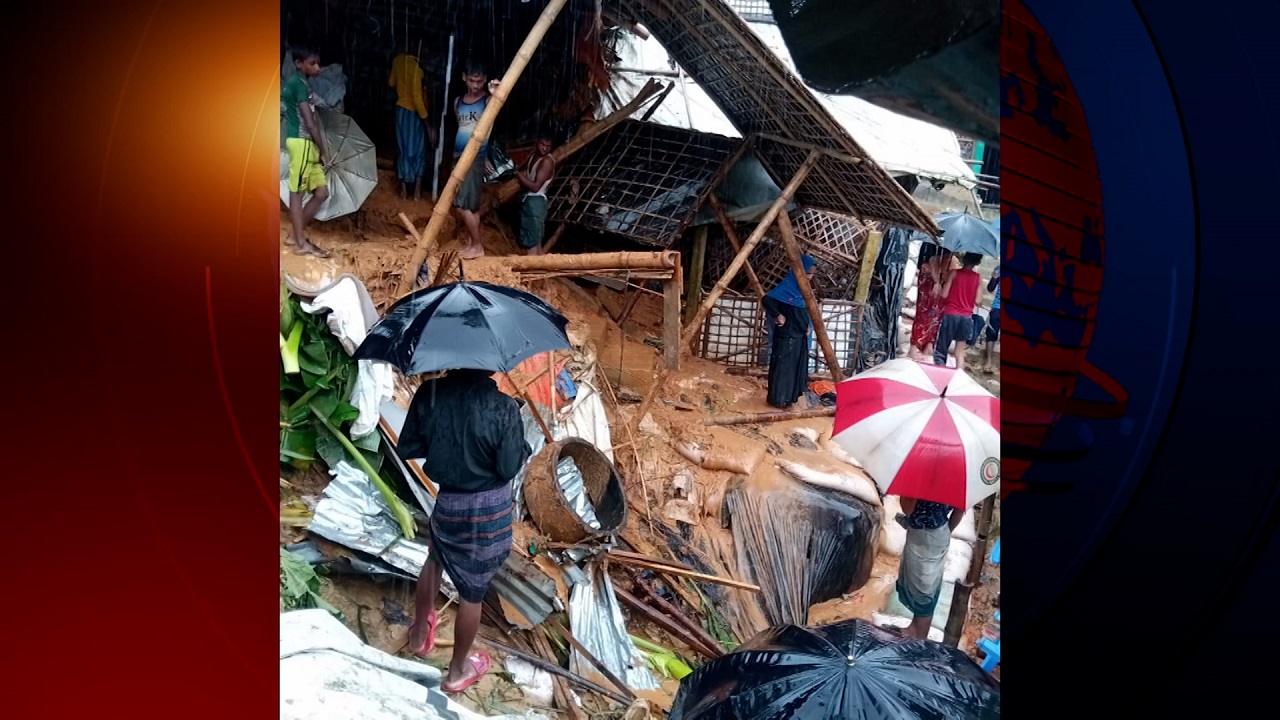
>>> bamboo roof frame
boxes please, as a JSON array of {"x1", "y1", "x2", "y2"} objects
[{"x1": 610, "y1": 0, "x2": 939, "y2": 235}]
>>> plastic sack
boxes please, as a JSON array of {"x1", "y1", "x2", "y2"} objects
[{"x1": 669, "y1": 618, "x2": 999, "y2": 720}]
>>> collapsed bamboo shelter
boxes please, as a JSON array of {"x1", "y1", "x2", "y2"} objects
[{"x1": 606, "y1": 0, "x2": 939, "y2": 234}]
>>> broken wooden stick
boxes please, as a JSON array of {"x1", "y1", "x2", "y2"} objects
[
  {"x1": 702, "y1": 407, "x2": 835, "y2": 426},
  {"x1": 607, "y1": 549, "x2": 761, "y2": 592},
  {"x1": 477, "y1": 637, "x2": 632, "y2": 706},
  {"x1": 614, "y1": 585, "x2": 724, "y2": 660},
  {"x1": 724, "y1": 366, "x2": 833, "y2": 382},
  {"x1": 545, "y1": 617, "x2": 637, "y2": 703},
  {"x1": 630, "y1": 576, "x2": 728, "y2": 657}
]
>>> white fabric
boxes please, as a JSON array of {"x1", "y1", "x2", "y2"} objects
[
  {"x1": 299, "y1": 275, "x2": 393, "y2": 439},
  {"x1": 556, "y1": 381, "x2": 614, "y2": 463}
]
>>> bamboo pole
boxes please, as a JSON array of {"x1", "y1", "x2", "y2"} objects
[
  {"x1": 707, "y1": 193, "x2": 766, "y2": 301},
  {"x1": 608, "y1": 550, "x2": 760, "y2": 592},
  {"x1": 432, "y1": 33, "x2": 455, "y2": 200},
  {"x1": 396, "y1": 0, "x2": 571, "y2": 296},
  {"x1": 541, "y1": 224, "x2": 567, "y2": 253},
  {"x1": 494, "y1": 78, "x2": 665, "y2": 205},
  {"x1": 683, "y1": 226, "x2": 707, "y2": 326},
  {"x1": 756, "y1": 133, "x2": 864, "y2": 166},
  {"x1": 776, "y1": 211, "x2": 845, "y2": 383},
  {"x1": 702, "y1": 407, "x2": 835, "y2": 427},
  {"x1": 679, "y1": 151, "x2": 819, "y2": 347},
  {"x1": 663, "y1": 261, "x2": 682, "y2": 370},
  {"x1": 634, "y1": 151, "x2": 819, "y2": 429},
  {"x1": 943, "y1": 496, "x2": 996, "y2": 647},
  {"x1": 474, "y1": 250, "x2": 678, "y2": 273}
]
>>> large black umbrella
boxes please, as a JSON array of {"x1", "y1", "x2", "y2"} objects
[
  {"x1": 354, "y1": 282, "x2": 570, "y2": 375},
  {"x1": 670, "y1": 619, "x2": 999, "y2": 720}
]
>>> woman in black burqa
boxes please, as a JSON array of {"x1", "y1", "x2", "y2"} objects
[
  {"x1": 762, "y1": 255, "x2": 818, "y2": 408},
  {"x1": 397, "y1": 369, "x2": 531, "y2": 694}
]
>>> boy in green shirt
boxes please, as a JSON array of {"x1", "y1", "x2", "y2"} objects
[{"x1": 282, "y1": 47, "x2": 330, "y2": 257}]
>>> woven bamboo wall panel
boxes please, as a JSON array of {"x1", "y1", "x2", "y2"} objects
[{"x1": 545, "y1": 119, "x2": 739, "y2": 246}]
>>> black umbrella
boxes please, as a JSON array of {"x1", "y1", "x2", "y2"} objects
[
  {"x1": 354, "y1": 282, "x2": 571, "y2": 375},
  {"x1": 670, "y1": 618, "x2": 999, "y2": 720}
]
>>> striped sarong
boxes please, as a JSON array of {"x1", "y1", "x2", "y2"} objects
[
  {"x1": 395, "y1": 105, "x2": 426, "y2": 183},
  {"x1": 427, "y1": 485, "x2": 514, "y2": 603}
]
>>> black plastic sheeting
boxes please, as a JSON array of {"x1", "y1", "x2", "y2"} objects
[
  {"x1": 843, "y1": 226, "x2": 910, "y2": 375},
  {"x1": 723, "y1": 478, "x2": 880, "y2": 629},
  {"x1": 670, "y1": 618, "x2": 1000, "y2": 720},
  {"x1": 766, "y1": 0, "x2": 998, "y2": 145}
]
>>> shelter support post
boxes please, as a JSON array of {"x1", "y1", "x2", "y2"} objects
[
  {"x1": 395, "y1": 0, "x2": 571, "y2": 297},
  {"x1": 494, "y1": 79, "x2": 666, "y2": 205},
  {"x1": 684, "y1": 226, "x2": 707, "y2": 326},
  {"x1": 634, "y1": 151, "x2": 820, "y2": 430},
  {"x1": 707, "y1": 193, "x2": 766, "y2": 301},
  {"x1": 664, "y1": 261, "x2": 682, "y2": 371},
  {"x1": 776, "y1": 211, "x2": 845, "y2": 384},
  {"x1": 850, "y1": 229, "x2": 885, "y2": 369},
  {"x1": 943, "y1": 496, "x2": 997, "y2": 647}
]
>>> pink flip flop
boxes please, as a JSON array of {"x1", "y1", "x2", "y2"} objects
[
  {"x1": 441, "y1": 651, "x2": 491, "y2": 694},
  {"x1": 411, "y1": 611, "x2": 438, "y2": 657}
]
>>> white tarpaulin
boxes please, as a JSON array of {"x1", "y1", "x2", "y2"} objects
[
  {"x1": 605, "y1": 24, "x2": 976, "y2": 188},
  {"x1": 280, "y1": 609, "x2": 545, "y2": 720}
]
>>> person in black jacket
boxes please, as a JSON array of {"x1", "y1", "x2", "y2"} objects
[{"x1": 398, "y1": 369, "x2": 531, "y2": 694}]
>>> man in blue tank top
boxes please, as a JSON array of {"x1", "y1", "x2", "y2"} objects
[{"x1": 452, "y1": 63, "x2": 498, "y2": 260}]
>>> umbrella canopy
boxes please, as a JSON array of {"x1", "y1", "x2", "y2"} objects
[
  {"x1": 279, "y1": 107, "x2": 377, "y2": 222},
  {"x1": 833, "y1": 358, "x2": 999, "y2": 508},
  {"x1": 913, "y1": 212, "x2": 999, "y2": 257},
  {"x1": 669, "y1": 618, "x2": 1000, "y2": 720},
  {"x1": 354, "y1": 282, "x2": 571, "y2": 376}
]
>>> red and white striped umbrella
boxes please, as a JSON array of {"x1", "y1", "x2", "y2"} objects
[{"x1": 833, "y1": 358, "x2": 999, "y2": 508}]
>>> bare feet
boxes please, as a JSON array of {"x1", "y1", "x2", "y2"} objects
[
  {"x1": 459, "y1": 242, "x2": 485, "y2": 260},
  {"x1": 286, "y1": 236, "x2": 330, "y2": 258}
]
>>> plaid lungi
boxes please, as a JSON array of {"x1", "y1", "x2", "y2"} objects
[{"x1": 427, "y1": 485, "x2": 514, "y2": 603}]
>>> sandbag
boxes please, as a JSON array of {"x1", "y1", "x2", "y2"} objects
[
  {"x1": 675, "y1": 439, "x2": 765, "y2": 476},
  {"x1": 775, "y1": 459, "x2": 881, "y2": 507}
]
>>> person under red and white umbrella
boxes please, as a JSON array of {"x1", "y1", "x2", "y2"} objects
[{"x1": 833, "y1": 358, "x2": 999, "y2": 639}]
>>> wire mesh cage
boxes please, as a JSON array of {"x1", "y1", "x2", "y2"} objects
[{"x1": 545, "y1": 119, "x2": 740, "y2": 246}]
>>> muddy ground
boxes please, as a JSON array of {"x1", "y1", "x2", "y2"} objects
[{"x1": 280, "y1": 173, "x2": 1001, "y2": 715}]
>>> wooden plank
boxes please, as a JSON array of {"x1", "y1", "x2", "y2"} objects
[{"x1": 683, "y1": 226, "x2": 707, "y2": 326}]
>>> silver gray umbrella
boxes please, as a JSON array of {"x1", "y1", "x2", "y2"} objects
[{"x1": 279, "y1": 107, "x2": 377, "y2": 222}]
